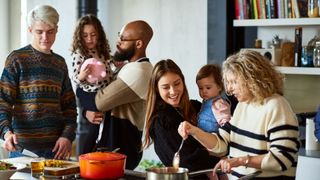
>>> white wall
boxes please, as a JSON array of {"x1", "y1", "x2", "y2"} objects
[
  {"x1": 0, "y1": 0, "x2": 9, "y2": 72},
  {"x1": 99, "y1": 0, "x2": 207, "y2": 100}
]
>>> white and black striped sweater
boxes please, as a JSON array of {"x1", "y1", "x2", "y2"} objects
[{"x1": 211, "y1": 94, "x2": 299, "y2": 180}]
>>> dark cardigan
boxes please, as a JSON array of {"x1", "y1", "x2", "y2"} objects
[{"x1": 150, "y1": 100, "x2": 220, "y2": 171}]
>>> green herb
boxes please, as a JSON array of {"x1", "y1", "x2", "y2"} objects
[
  {"x1": 0, "y1": 161, "x2": 16, "y2": 170},
  {"x1": 138, "y1": 159, "x2": 164, "y2": 170}
]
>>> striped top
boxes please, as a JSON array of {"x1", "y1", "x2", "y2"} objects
[
  {"x1": 210, "y1": 94, "x2": 299, "y2": 179},
  {"x1": 0, "y1": 45, "x2": 77, "y2": 151}
]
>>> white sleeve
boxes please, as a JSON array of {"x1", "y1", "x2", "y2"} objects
[{"x1": 71, "y1": 52, "x2": 84, "y2": 85}]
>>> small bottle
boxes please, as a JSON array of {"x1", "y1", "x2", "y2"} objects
[
  {"x1": 308, "y1": 0, "x2": 319, "y2": 17},
  {"x1": 255, "y1": 39, "x2": 262, "y2": 48},
  {"x1": 313, "y1": 41, "x2": 320, "y2": 67},
  {"x1": 301, "y1": 46, "x2": 314, "y2": 67}
]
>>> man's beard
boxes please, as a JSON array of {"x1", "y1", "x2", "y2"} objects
[{"x1": 113, "y1": 45, "x2": 135, "y2": 62}]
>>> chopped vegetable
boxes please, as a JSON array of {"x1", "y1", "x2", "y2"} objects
[
  {"x1": 0, "y1": 161, "x2": 16, "y2": 170},
  {"x1": 44, "y1": 159, "x2": 64, "y2": 167},
  {"x1": 138, "y1": 159, "x2": 164, "y2": 170}
]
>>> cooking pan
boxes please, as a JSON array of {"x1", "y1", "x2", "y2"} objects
[
  {"x1": 79, "y1": 152, "x2": 126, "y2": 179},
  {"x1": 125, "y1": 167, "x2": 262, "y2": 180},
  {"x1": 125, "y1": 167, "x2": 213, "y2": 180}
]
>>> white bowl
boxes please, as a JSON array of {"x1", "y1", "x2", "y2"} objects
[{"x1": 0, "y1": 163, "x2": 26, "y2": 180}]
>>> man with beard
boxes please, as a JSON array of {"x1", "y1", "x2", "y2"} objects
[{"x1": 81, "y1": 20, "x2": 153, "y2": 170}]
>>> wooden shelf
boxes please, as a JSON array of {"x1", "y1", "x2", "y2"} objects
[
  {"x1": 276, "y1": 66, "x2": 320, "y2": 75},
  {"x1": 234, "y1": 18, "x2": 320, "y2": 27}
]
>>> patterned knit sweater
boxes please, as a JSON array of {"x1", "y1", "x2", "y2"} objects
[
  {"x1": 210, "y1": 94, "x2": 299, "y2": 179},
  {"x1": 0, "y1": 45, "x2": 77, "y2": 151}
]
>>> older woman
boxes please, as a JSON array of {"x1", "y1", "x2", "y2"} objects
[{"x1": 178, "y1": 50, "x2": 299, "y2": 180}]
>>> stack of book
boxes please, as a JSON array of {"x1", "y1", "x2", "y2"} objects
[{"x1": 235, "y1": 0, "x2": 308, "y2": 20}]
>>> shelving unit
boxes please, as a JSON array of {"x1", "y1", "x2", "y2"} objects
[
  {"x1": 234, "y1": 18, "x2": 320, "y2": 27},
  {"x1": 276, "y1": 66, "x2": 320, "y2": 75},
  {"x1": 233, "y1": 17, "x2": 320, "y2": 113},
  {"x1": 234, "y1": 18, "x2": 320, "y2": 76}
]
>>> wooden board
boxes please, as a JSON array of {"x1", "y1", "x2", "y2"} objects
[
  {"x1": 44, "y1": 160, "x2": 79, "y2": 176},
  {"x1": 3, "y1": 157, "x2": 80, "y2": 176}
]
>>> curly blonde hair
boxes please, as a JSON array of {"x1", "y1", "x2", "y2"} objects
[
  {"x1": 70, "y1": 14, "x2": 111, "y2": 59},
  {"x1": 223, "y1": 50, "x2": 284, "y2": 104}
]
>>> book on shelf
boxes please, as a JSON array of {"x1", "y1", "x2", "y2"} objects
[
  {"x1": 287, "y1": 0, "x2": 293, "y2": 18},
  {"x1": 284, "y1": 0, "x2": 289, "y2": 18},
  {"x1": 234, "y1": 0, "x2": 309, "y2": 19},
  {"x1": 297, "y1": 0, "x2": 308, "y2": 17},
  {"x1": 253, "y1": 0, "x2": 259, "y2": 19},
  {"x1": 235, "y1": 0, "x2": 240, "y2": 19},
  {"x1": 270, "y1": 0, "x2": 277, "y2": 18},
  {"x1": 277, "y1": 0, "x2": 285, "y2": 18},
  {"x1": 291, "y1": 0, "x2": 300, "y2": 18},
  {"x1": 235, "y1": 0, "x2": 251, "y2": 19},
  {"x1": 260, "y1": 0, "x2": 267, "y2": 19},
  {"x1": 265, "y1": 0, "x2": 271, "y2": 18}
]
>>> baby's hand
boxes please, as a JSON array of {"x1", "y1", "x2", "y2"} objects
[{"x1": 212, "y1": 98, "x2": 231, "y2": 126}]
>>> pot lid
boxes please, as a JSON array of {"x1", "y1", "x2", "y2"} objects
[{"x1": 79, "y1": 152, "x2": 126, "y2": 161}]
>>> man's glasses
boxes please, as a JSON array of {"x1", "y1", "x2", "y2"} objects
[{"x1": 118, "y1": 32, "x2": 139, "y2": 42}]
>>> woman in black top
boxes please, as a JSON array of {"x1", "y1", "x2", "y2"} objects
[{"x1": 142, "y1": 59, "x2": 220, "y2": 178}]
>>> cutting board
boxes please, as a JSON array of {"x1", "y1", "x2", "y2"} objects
[
  {"x1": 44, "y1": 160, "x2": 79, "y2": 176},
  {"x1": 4, "y1": 156, "x2": 80, "y2": 176}
]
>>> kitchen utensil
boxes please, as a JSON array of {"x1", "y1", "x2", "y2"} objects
[
  {"x1": 172, "y1": 139, "x2": 184, "y2": 168},
  {"x1": 125, "y1": 167, "x2": 213, "y2": 180},
  {"x1": 112, "y1": 147, "x2": 120, "y2": 152},
  {"x1": 96, "y1": 147, "x2": 120, "y2": 153},
  {"x1": 0, "y1": 139, "x2": 38, "y2": 158},
  {"x1": 214, "y1": 168, "x2": 262, "y2": 180},
  {"x1": 79, "y1": 151, "x2": 126, "y2": 179},
  {"x1": 92, "y1": 120, "x2": 104, "y2": 152}
]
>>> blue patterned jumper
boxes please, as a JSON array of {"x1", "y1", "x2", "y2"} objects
[
  {"x1": 0, "y1": 45, "x2": 77, "y2": 152},
  {"x1": 197, "y1": 94, "x2": 228, "y2": 133}
]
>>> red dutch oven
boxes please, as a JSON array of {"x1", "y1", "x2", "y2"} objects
[{"x1": 79, "y1": 152, "x2": 127, "y2": 179}]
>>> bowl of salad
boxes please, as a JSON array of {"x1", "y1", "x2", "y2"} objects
[{"x1": 0, "y1": 161, "x2": 26, "y2": 179}]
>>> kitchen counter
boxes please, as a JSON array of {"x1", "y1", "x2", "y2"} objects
[
  {"x1": 299, "y1": 148, "x2": 320, "y2": 158},
  {"x1": 10, "y1": 171, "x2": 145, "y2": 180}
]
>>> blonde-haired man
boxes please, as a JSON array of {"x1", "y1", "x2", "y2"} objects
[{"x1": 0, "y1": 5, "x2": 77, "y2": 159}]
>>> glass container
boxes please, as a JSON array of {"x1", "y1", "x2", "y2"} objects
[
  {"x1": 301, "y1": 46, "x2": 314, "y2": 67},
  {"x1": 308, "y1": 0, "x2": 319, "y2": 17},
  {"x1": 313, "y1": 41, "x2": 320, "y2": 67}
]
